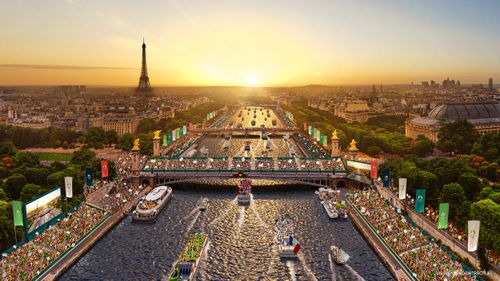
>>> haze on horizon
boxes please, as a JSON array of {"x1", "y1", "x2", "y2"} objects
[{"x1": 0, "y1": 0, "x2": 499, "y2": 87}]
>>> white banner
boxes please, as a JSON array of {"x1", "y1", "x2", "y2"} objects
[
  {"x1": 172, "y1": 130, "x2": 176, "y2": 141},
  {"x1": 398, "y1": 178, "x2": 407, "y2": 200},
  {"x1": 467, "y1": 220, "x2": 480, "y2": 252},
  {"x1": 64, "y1": 176, "x2": 73, "y2": 198}
]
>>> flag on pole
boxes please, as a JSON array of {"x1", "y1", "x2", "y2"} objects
[
  {"x1": 304, "y1": 123, "x2": 307, "y2": 131},
  {"x1": 370, "y1": 161, "x2": 378, "y2": 179},
  {"x1": 12, "y1": 201, "x2": 23, "y2": 227},
  {"x1": 415, "y1": 189, "x2": 426, "y2": 213},
  {"x1": 438, "y1": 203, "x2": 449, "y2": 229},
  {"x1": 64, "y1": 176, "x2": 73, "y2": 198},
  {"x1": 467, "y1": 220, "x2": 480, "y2": 252},
  {"x1": 321, "y1": 135, "x2": 327, "y2": 146},
  {"x1": 101, "y1": 159, "x2": 109, "y2": 179},
  {"x1": 172, "y1": 130, "x2": 176, "y2": 141},
  {"x1": 316, "y1": 129, "x2": 321, "y2": 142},
  {"x1": 308, "y1": 125, "x2": 312, "y2": 135},
  {"x1": 189, "y1": 122, "x2": 193, "y2": 132},
  {"x1": 398, "y1": 178, "x2": 407, "y2": 199},
  {"x1": 382, "y1": 168, "x2": 391, "y2": 187},
  {"x1": 183, "y1": 125, "x2": 187, "y2": 135},
  {"x1": 167, "y1": 131, "x2": 173, "y2": 145},
  {"x1": 85, "y1": 167, "x2": 93, "y2": 186},
  {"x1": 162, "y1": 134, "x2": 167, "y2": 146}
]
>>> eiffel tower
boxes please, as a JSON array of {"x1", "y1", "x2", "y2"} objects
[{"x1": 136, "y1": 38, "x2": 153, "y2": 94}]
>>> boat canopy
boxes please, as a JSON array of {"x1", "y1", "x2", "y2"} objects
[{"x1": 145, "y1": 186, "x2": 169, "y2": 201}]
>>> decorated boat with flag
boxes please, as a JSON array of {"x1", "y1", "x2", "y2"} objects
[
  {"x1": 275, "y1": 214, "x2": 301, "y2": 258},
  {"x1": 132, "y1": 185, "x2": 172, "y2": 222},
  {"x1": 168, "y1": 232, "x2": 208, "y2": 281},
  {"x1": 237, "y1": 179, "x2": 252, "y2": 205}
]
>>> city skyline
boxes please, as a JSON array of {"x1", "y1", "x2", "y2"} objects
[{"x1": 1, "y1": 0, "x2": 499, "y2": 86}]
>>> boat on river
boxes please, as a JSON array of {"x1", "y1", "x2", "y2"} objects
[
  {"x1": 317, "y1": 188, "x2": 348, "y2": 220},
  {"x1": 168, "y1": 233, "x2": 208, "y2": 281},
  {"x1": 199, "y1": 197, "x2": 209, "y2": 211},
  {"x1": 132, "y1": 186, "x2": 172, "y2": 222},
  {"x1": 275, "y1": 214, "x2": 301, "y2": 258},
  {"x1": 237, "y1": 179, "x2": 252, "y2": 205},
  {"x1": 330, "y1": 245, "x2": 350, "y2": 265}
]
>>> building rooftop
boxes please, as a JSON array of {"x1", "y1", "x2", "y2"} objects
[{"x1": 428, "y1": 102, "x2": 500, "y2": 120}]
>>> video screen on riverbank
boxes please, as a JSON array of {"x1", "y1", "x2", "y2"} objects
[
  {"x1": 25, "y1": 187, "x2": 62, "y2": 234},
  {"x1": 346, "y1": 160, "x2": 372, "y2": 184}
]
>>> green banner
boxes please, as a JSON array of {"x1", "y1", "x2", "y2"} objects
[
  {"x1": 12, "y1": 200, "x2": 23, "y2": 227},
  {"x1": 162, "y1": 134, "x2": 167, "y2": 146},
  {"x1": 167, "y1": 132, "x2": 173, "y2": 144},
  {"x1": 438, "y1": 203, "x2": 449, "y2": 229},
  {"x1": 415, "y1": 189, "x2": 426, "y2": 213},
  {"x1": 321, "y1": 135, "x2": 328, "y2": 146}
]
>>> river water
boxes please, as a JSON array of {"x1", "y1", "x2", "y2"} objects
[{"x1": 60, "y1": 185, "x2": 393, "y2": 281}]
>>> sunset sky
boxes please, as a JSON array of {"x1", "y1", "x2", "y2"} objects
[{"x1": 0, "y1": 0, "x2": 499, "y2": 86}]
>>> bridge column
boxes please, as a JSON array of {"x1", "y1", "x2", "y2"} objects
[
  {"x1": 131, "y1": 147, "x2": 140, "y2": 176},
  {"x1": 153, "y1": 136, "x2": 160, "y2": 157}
]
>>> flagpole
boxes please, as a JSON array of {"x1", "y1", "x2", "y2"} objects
[{"x1": 13, "y1": 225, "x2": 17, "y2": 244}]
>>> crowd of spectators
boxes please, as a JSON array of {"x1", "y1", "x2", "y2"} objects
[
  {"x1": 349, "y1": 189, "x2": 477, "y2": 280},
  {"x1": 255, "y1": 158, "x2": 273, "y2": 170},
  {"x1": 162, "y1": 134, "x2": 201, "y2": 158},
  {"x1": 293, "y1": 134, "x2": 329, "y2": 158},
  {"x1": 232, "y1": 158, "x2": 251, "y2": 170},
  {"x1": 0, "y1": 205, "x2": 107, "y2": 281},
  {"x1": 91, "y1": 181, "x2": 144, "y2": 213},
  {"x1": 142, "y1": 156, "x2": 344, "y2": 172}
]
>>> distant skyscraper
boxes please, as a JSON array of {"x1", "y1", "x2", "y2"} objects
[
  {"x1": 489, "y1": 78, "x2": 493, "y2": 91},
  {"x1": 136, "y1": 39, "x2": 153, "y2": 93}
]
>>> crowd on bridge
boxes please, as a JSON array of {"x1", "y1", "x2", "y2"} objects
[
  {"x1": 293, "y1": 134, "x2": 329, "y2": 158},
  {"x1": 0, "y1": 204, "x2": 107, "y2": 281},
  {"x1": 348, "y1": 189, "x2": 477, "y2": 280},
  {"x1": 142, "y1": 156, "x2": 345, "y2": 172}
]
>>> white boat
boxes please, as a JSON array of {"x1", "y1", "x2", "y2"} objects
[
  {"x1": 330, "y1": 245, "x2": 350, "y2": 265},
  {"x1": 317, "y1": 188, "x2": 348, "y2": 220},
  {"x1": 132, "y1": 186, "x2": 172, "y2": 223},
  {"x1": 199, "y1": 197, "x2": 209, "y2": 211}
]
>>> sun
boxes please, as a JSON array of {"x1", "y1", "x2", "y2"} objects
[{"x1": 243, "y1": 74, "x2": 262, "y2": 87}]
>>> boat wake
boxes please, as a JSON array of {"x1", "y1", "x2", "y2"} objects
[
  {"x1": 328, "y1": 254, "x2": 338, "y2": 281},
  {"x1": 171, "y1": 205, "x2": 200, "y2": 229},
  {"x1": 208, "y1": 196, "x2": 237, "y2": 228},
  {"x1": 345, "y1": 264, "x2": 365, "y2": 281},
  {"x1": 298, "y1": 252, "x2": 319, "y2": 281},
  {"x1": 235, "y1": 206, "x2": 245, "y2": 236},
  {"x1": 285, "y1": 260, "x2": 298, "y2": 281},
  {"x1": 196, "y1": 240, "x2": 211, "y2": 281}
]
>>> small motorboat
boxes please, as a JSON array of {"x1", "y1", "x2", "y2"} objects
[
  {"x1": 199, "y1": 197, "x2": 209, "y2": 211},
  {"x1": 330, "y1": 245, "x2": 350, "y2": 265}
]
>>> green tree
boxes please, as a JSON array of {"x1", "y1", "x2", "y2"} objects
[
  {"x1": 70, "y1": 148, "x2": 96, "y2": 168},
  {"x1": 412, "y1": 135, "x2": 434, "y2": 156},
  {"x1": 4, "y1": 173, "x2": 27, "y2": 200},
  {"x1": 477, "y1": 187, "x2": 494, "y2": 201},
  {"x1": 471, "y1": 132, "x2": 500, "y2": 162},
  {"x1": 0, "y1": 167, "x2": 8, "y2": 178},
  {"x1": 50, "y1": 161, "x2": 66, "y2": 173},
  {"x1": 441, "y1": 183, "x2": 468, "y2": 227},
  {"x1": 20, "y1": 183, "x2": 42, "y2": 202},
  {"x1": 0, "y1": 141, "x2": 17, "y2": 157},
  {"x1": 117, "y1": 133, "x2": 135, "y2": 151},
  {"x1": 0, "y1": 200, "x2": 15, "y2": 251},
  {"x1": 23, "y1": 167, "x2": 50, "y2": 187},
  {"x1": 138, "y1": 133, "x2": 153, "y2": 155},
  {"x1": 458, "y1": 172, "x2": 481, "y2": 200},
  {"x1": 14, "y1": 151, "x2": 39, "y2": 167},
  {"x1": 469, "y1": 199, "x2": 500, "y2": 251},
  {"x1": 136, "y1": 118, "x2": 156, "y2": 134},
  {"x1": 437, "y1": 119, "x2": 477, "y2": 154},
  {"x1": 46, "y1": 171, "x2": 65, "y2": 188},
  {"x1": 366, "y1": 146, "x2": 382, "y2": 156}
]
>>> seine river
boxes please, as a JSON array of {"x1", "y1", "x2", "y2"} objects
[{"x1": 60, "y1": 185, "x2": 393, "y2": 281}]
